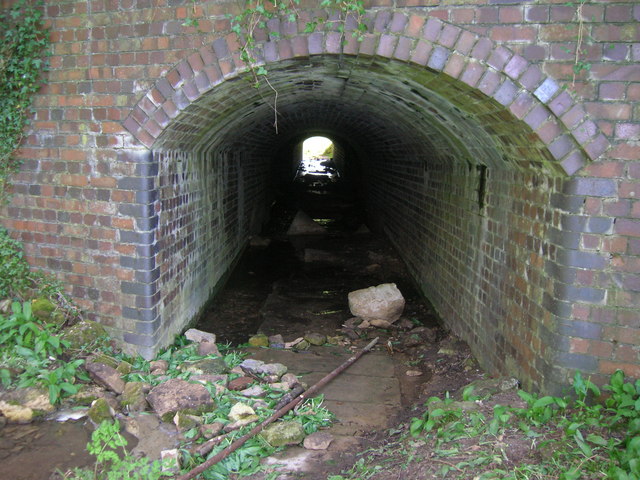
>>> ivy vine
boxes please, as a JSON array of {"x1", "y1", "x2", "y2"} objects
[
  {"x1": 184, "y1": 0, "x2": 367, "y2": 130},
  {"x1": 0, "y1": 0, "x2": 49, "y2": 201}
]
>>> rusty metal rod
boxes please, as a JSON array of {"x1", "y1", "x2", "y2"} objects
[{"x1": 175, "y1": 337, "x2": 379, "y2": 480}]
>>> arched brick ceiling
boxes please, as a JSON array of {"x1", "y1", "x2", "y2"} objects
[{"x1": 153, "y1": 56, "x2": 559, "y2": 174}]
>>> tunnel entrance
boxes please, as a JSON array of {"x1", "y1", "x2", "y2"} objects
[{"x1": 124, "y1": 14, "x2": 601, "y2": 394}]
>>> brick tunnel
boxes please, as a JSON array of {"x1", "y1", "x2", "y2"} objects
[{"x1": 3, "y1": 3, "x2": 639, "y2": 395}]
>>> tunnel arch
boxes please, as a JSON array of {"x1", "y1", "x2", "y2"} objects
[{"x1": 120, "y1": 10, "x2": 613, "y2": 394}]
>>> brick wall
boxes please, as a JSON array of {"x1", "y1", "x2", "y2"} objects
[{"x1": 1, "y1": 0, "x2": 638, "y2": 392}]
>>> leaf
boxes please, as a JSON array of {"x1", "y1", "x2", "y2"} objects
[
  {"x1": 574, "y1": 430, "x2": 592, "y2": 457},
  {"x1": 532, "y1": 396, "x2": 557, "y2": 410}
]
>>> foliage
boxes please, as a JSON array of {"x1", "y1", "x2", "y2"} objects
[
  {"x1": 0, "y1": 0, "x2": 49, "y2": 200},
  {"x1": 62, "y1": 420, "x2": 170, "y2": 480},
  {"x1": 0, "y1": 301, "x2": 86, "y2": 403},
  {"x1": 390, "y1": 371, "x2": 640, "y2": 479},
  {"x1": 0, "y1": 227, "x2": 34, "y2": 298}
]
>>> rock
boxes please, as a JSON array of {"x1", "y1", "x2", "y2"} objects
[
  {"x1": 303, "y1": 432, "x2": 334, "y2": 450},
  {"x1": 184, "y1": 328, "x2": 216, "y2": 344},
  {"x1": 0, "y1": 401, "x2": 34, "y2": 423},
  {"x1": 437, "y1": 338, "x2": 468, "y2": 356},
  {"x1": 179, "y1": 358, "x2": 227, "y2": 375},
  {"x1": 239, "y1": 359, "x2": 265, "y2": 374},
  {"x1": 228, "y1": 403, "x2": 256, "y2": 422},
  {"x1": 49, "y1": 407, "x2": 89, "y2": 422},
  {"x1": 281, "y1": 373, "x2": 300, "y2": 388},
  {"x1": 406, "y1": 370, "x2": 423, "y2": 377},
  {"x1": 0, "y1": 298, "x2": 11, "y2": 314},
  {"x1": 259, "y1": 363, "x2": 288, "y2": 377},
  {"x1": 116, "y1": 361, "x2": 133, "y2": 375},
  {"x1": 88, "y1": 398, "x2": 115, "y2": 424},
  {"x1": 248, "y1": 334, "x2": 269, "y2": 347},
  {"x1": 296, "y1": 340, "x2": 310, "y2": 350},
  {"x1": 191, "y1": 374, "x2": 228, "y2": 385},
  {"x1": 31, "y1": 297, "x2": 60, "y2": 324},
  {"x1": 355, "y1": 224, "x2": 370, "y2": 235},
  {"x1": 200, "y1": 422, "x2": 224, "y2": 439},
  {"x1": 261, "y1": 421, "x2": 305, "y2": 447},
  {"x1": 409, "y1": 327, "x2": 438, "y2": 343},
  {"x1": 198, "y1": 341, "x2": 221, "y2": 357},
  {"x1": 226, "y1": 403, "x2": 259, "y2": 430},
  {"x1": 287, "y1": 210, "x2": 327, "y2": 236},
  {"x1": 120, "y1": 382, "x2": 148, "y2": 413},
  {"x1": 70, "y1": 385, "x2": 106, "y2": 405},
  {"x1": 85, "y1": 362, "x2": 125, "y2": 394},
  {"x1": 240, "y1": 386, "x2": 266, "y2": 398},
  {"x1": 284, "y1": 337, "x2": 304, "y2": 349},
  {"x1": 88, "y1": 353, "x2": 120, "y2": 369},
  {"x1": 147, "y1": 379, "x2": 216, "y2": 423},
  {"x1": 268, "y1": 334, "x2": 285, "y2": 349},
  {"x1": 161, "y1": 449, "x2": 181, "y2": 474},
  {"x1": 348, "y1": 283, "x2": 405, "y2": 324},
  {"x1": 228, "y1": 377, "x2": 254, "y2": 391},
  {"x1": 150, "y1": 360, "x2": 168, "y2": 374},
  {"x1": 304, "y1": 333, "x2": 326, "y2": 346},
  {"x1": 173, "y1": 412, "x2": 200, "y2": 432},
  {"x1": 61, "y1": 320, "x2": 109, "y2": 351},
  {"x1": 370, "y1": 319, "x2": 392, "y2": 329}
]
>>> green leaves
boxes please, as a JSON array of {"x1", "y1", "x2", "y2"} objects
[{"x1": 0, "y1": 0, "x2": 49, "y2": 201}]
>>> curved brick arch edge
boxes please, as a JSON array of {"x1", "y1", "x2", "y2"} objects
[{"x1": 123, "y1": 10, "x2": 610, "y2": 176}]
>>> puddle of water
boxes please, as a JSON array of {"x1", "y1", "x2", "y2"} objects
[{"x1": 0, "y1": 420, "x2": 95, "y2": 480}]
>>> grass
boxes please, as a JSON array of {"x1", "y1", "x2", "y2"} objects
[{"x1": 330, "y1": 371, "x2": 640, "y2": 480}]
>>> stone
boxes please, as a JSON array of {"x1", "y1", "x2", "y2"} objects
[
  {"x1": 269, "y1": 334, "x2": 285, "y2": 349},
  {"x1": 284, "y1": 337, "x2": 304, "y2": 349},
  {"x1": 370, "y1": 319, "x2": 392, "y2": 329},
  {"x1": 173, "y1": 412, "x2": 200, "y2": 431},
  {"x1": 70, "y1": 385, "x2": 106, "y2": 405},
  {"x1": 406, "y1": 370, "x2": 423, "y2": 377},
  {"x1": 261, "y1": 421, "x2": 305, "y2": 447},
  {"x1": 120, "y1": 382, "x2": 148, "y2": 413},
  {"x1": 456, "y1": 377, "x2": 520, "y2": 399},
  {"x1": 228, "y1": 403, "x2": 257, "y2": 422},
  {"x1": 259, "y1": 363, "x2": 288, "y2": 377},
  {"x1": 348, "y1": 283, "x2": 405, "y2": 324},
  {"x1": 304, "y1": 333, "x2": 326, "y2": 346},
  {"x1": 61, "y1": 320, "x2": 109, "y2": 352},
  {"x1": 281, "y1": 373, "x2": 300, "y2": 388},
  {"x1": 179, "y1": 358, "x2": 227, "y2": 375},
  {"x1": 0, "y1": 401, "x2": 34, "y2": 423},
  {"x1": 147, "y1": 378, "x2": 216, "y2": 423},
  {"x1": 88, "y1": 398, "x2": 115, "y2": 424},
  {"x1": 200, "y1": 422, "x2": 224, "y2": 439},
  {"x1": 184, "y1": 328, "x2": 216, "y2": 344},
  {"x1": 191, "y1": 374, "x2": 228, "y2": 386},
  {"x1": 31, "y1": 297, "x2": 58, "y2": 323},
  {"x1": 198, "y1": 341, "x2": 221, "y2": 357},
  {"x1": 248, "y1": 334, "x2": 269, "y2": 347},
  {"x1": 303, "y1": 431, "x2": 334, "y2": 450},
  {"x1": 239, "y1": 358, "x2": 265, "y2": 374},
  {"x1": 116, "y1": 361, "x2": 133, "y2": 375},
  {"x1": 85, "y1": 361, "x2": 125, "y2": 394},
  {"x1": 88, "y1": 353, "x2": 120, "y2": 369},
  {"x1": 240, "y1": 386, "x2": 266, "y2": 398},
  {"x1": 296, "y1": 340, "x2": 310, "y2": 350},
  {"x1": 161, "y1": 449, "x2": 181, "y2": 474},
  {"x1": 228, "y1": 377, "x2": 254, "y2": 391},
  {"x1": 150, "y1": 360, "x2": 168, "y2": 374},
  {"x1": 286, "y1": 210, "x2": 327, "y2": 236}
]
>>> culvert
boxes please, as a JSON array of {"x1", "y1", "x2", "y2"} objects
[{"x1": 122, "y1": 38, "x2": 596, "y2": 395}]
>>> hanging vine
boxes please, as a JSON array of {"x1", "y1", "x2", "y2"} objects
[
  {"x1": 0, "y1": 0, "x2": 50, "y2": 201},
  {"x1": 184, "y1": 0, "x2": 368, "y2": 131}
]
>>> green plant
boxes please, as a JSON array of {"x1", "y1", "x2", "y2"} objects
[
  {"x1": 0, "y1": 227, "x2": 33, "y2": 297},
  {"x1": 0, "y1": 0, "x2": 49, "y2": 200},
  {"x1": 0, "y1": 301, "x2": 86, "y2": 403},
  {"x1": 63, "y1": 420, "x2": 170, "y2": 480}
]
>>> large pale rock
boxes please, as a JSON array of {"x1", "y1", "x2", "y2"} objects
[
  {"x1": 184, "y1": 328, "x2": 216, "y2": 344},
  {"x1": 85, "y1": 361, "x2": 125, "y2": 394},
  {"x1": 286, "y1": 211, "x2": 327, "y2": 236},
  {"x1": 348, "y1": 283, "x2": 405, "y2": 323},
  {"x1": 88, "y1": 397, "x2": 115, "y2": 424},
  {"x1": 61, "y1": 320, "x2": 109, "y2": 351},
  {"x1": 260, "y1": 421, "x2": 305, "y2": 447},
  {"x1": 147, "y1": 378, "x2": 216, "y2": 423}
]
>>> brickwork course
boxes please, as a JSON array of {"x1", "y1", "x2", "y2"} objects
[{"x1": 1, "y1": 0, "x2": 639, "y2": 394}]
